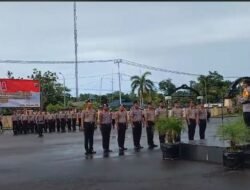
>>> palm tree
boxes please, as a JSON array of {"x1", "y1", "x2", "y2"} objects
[{"x1": 130, "y1": 71, "x2": 155, "y2": 106}]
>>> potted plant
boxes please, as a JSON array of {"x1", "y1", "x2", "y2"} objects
[
  {"x1": 217, "y1": 118, "x2": 250, "y2": 169},
  {"x1": 155, "y1": 117, "x2": 184, "y2": 160}
]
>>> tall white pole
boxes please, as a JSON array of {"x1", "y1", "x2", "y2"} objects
[
  {"x1": 117, "y1": 60, "x2": 122, "y2": 105},
  {"x1": 59, "y1": 72, "x2": 66, "y2": 108},
  {"x1": 73, "y1": 1, "x2": 79, "y2": 100}
]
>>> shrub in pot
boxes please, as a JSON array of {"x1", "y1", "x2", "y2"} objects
[
  {"x1": 217, "y1": 118, "x2": 250, "y2": 169},
  {"x1": 155, "y1": 117, "x2": 184, "y2": 160}
]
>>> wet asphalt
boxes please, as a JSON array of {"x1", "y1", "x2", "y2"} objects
[{"x1": 1, "y1": 117, "x2": 250, "y2": 190}]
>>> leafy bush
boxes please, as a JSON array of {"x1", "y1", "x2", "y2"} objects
[
  {"x1": 155, "y1": 117, "x2": 184, "y2": 144},
  {"x1": 217, "y1": 118, "x2": 250, "y2": 151},
  {"x1": 46, "y1": 103, "x2": 64, "y2": 113}
]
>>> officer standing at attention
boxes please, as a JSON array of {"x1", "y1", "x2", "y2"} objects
[
  {"x1": 77, "y1": 110, "x2": 83, "y2": 131},
  {"x1": 171, "y1": 100, "x2": 184, "y2": 142},
  {"x1": 60, "y1": 111, "x2": 67, "y2": 133},
  {"x1": 81, "y1": 100, "x2": 97, "y2": 155},
  {"x1": 155, "y1": 101, "x2": 168, "y2": 144},
  {"x1": 115, "y1": 104, "x2": 128, "y2": 152},
  {"x1": 186, "y1": 100, "x2": 198, "y2": 141},
  {"x1": 12, "y1": 111, "x2": 18, "y2": 135},
  {"x1": 21, "y1": 111, "x2": 28, "y2": 134},
  {"x1": 72, "y1": 110, "x2": 77, "y2": 132},
  {"x1": 197, "y1": 104, "x2": 207, "y2": 140},
  {"x1": 144, "y1": 102, "x2": 158, "y2": 149},
  {"x1": 36, "y1": 111, "x2": 45, "y2": 137},
  {"x1": 99, "y1": 104, "x2": 113, "y2": 153},
  {"x1": 130, "y1": 100, "x2": 144, "y2": 151},
  {"x1": 67, "y1": 110, "x2": 72, "y2": 132},
  {"x1": 55, "y1": 111, "x2": 61, "y2": 132},
  {"x1": 239, "y1": 79, "x2": 250, "y2": 127}
]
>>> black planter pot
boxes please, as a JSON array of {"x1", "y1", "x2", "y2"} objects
[
  {"x1": 223, "y1": 150, "x2": 244, "y2": 169},
  {"x1": 161, "y1": 143, "x2": 180, "y2": 160}
]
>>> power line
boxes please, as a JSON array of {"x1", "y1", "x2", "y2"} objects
[{"x1": 0, "y1": 58, "x2": 241, "y2": 79}]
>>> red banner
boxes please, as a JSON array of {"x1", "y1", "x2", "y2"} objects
[{"x1": 0, "y1": 79, "x2": 40, "y2": 108}]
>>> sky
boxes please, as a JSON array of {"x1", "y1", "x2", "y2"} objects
[{"x1": 0, "y1": 2, "x2": 250, "y2": 97}]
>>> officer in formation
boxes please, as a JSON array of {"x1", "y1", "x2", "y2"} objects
[{"x1": 11, "y1": 109, "x2": 80, "y2": 136}]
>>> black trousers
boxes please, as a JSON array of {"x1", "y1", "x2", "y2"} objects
[
  {"x1": 72, "y1": 118, "x2": 77, "y2": 131},
  {"x1": 100, "y1": 124, "x2": 112, "y2": 151},
  {"x1": 48, "y1": 120, "x2": 53, "y2": 133},
  {"x1": 52, "y1": 120, "x2": 56, "y2": 132},
  {"x1": 44, "y1": 121, "x2": 48, "y2": 133},
  {"x1": 188, "y1": 119, "x2": 196, "y2": 140},
  {"x1": 84, "y1": 122, "x2": 95, "y2": 152},
  {"x1": 199, "y1": 119, "x2": 207, "y2": 140},
  {"x1": 56, "y1": 119, "x2": 61, "y2": 132},
  {"x1": 37, "y1": 123, "x2": 44, "y2": 137},
  {"x1": 146, "y1": 121, "x2": 155, "y2": 146},
  {"x1": 132, "y1": 121, "x2": 142, "y2": 147},
  {"x1": 243, "y1": 112, "x2": 250, "y2": 127},
  {"x1": 61, "y1": 119, "x2": 66, "y2": 132},
  {"x1": 118, "y1": 123, "x2": 127, "y2": 149},
  {"x1": 29, "y1": 122, "x2": 35, "y2": 133},
  {"x1": 22, "y1": 120, "x2": 28, "y2": 134},
  {"x1": 78, "y1": 118, "x2": 82, "y2": 128},
  {"x1": 13, "y1": 121, "x2": 18, "y2": 135},
  {"x1": 67, "y1": 119, "x2": 72, "y2": 131},
  {"x1": 18, "y1": 121, "x2": 22, "y2": 134}
]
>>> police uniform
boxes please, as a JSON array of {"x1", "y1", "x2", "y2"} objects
[
  {"x1": 186, "y1": 107, "x2": 198, "y2": 140},
  {"x1": 155, "y1": 107, "x2": 168, "y2": 143},
  {"x1": 12, "y1": 113, "x2": 18, "y2": 135},
  {"x1": 21, "y1": 113, "x2": 28, "y2": 134},
  {"x1": 60, "y1": 111, "x2": 67, "y2": 133},
  {"x1": 77, "y1": 111, "x2": 82, "y2": 130},
  {"x1": 72, "y1": 111, "x2": 77, "y2": 132},
  {"x1": 240, "y1": 86, "x2": 250, "y2": 127},
  {"x1": 67, "y1": 111, "x2": 72, "y2": 132},
  {"x1": 28, "y1": 113, "x2": 35, "y2": 134},
  {"x1": 197, "y1": 107, "x2": 207, "y2": 139},
  {"x1": 36, "y1": 112, "x2": 45, "y2": 137},
  {"x1": 83, "y1": 108, "x2": 96, "y2": 154},
  {"x1": 144, "y1": 107, "x2": 157, "y2": 149},
  {"x1": 130, "y1": 107, "x2": 144, "y2": 150},
  {"x1": 47, "y1": 113, "x2": 53, "y2": 133},
  {"x1": 116, "y1": 109, "x2": 128, "y2": 151},
  {"x1": 55, "y1": 112, "x2": 61, "y2": 132},
  {"x1": 99, "y1": 110, "x2": 112, "y2": 153}
]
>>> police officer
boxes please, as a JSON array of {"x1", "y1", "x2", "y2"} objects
[
  {"x1": 171, "y1": 100, "x2": 184, "y2": 142},
  {"x1": 47, "y1": 112, "x2": 53, "y2": 133},
  {"x1": 144, "y1": 102, "x2": 158, "y2": 149},
  {"x1": 12, "y1": 112, "x2": 18, "y2": 135},
  {"x1": 115, "y1": 104, "x2": 128, "y2": 151},
  {"x1": 36, "y1": 111, "x2": 45, "y2": 137},
  {"x1": 51, "y1": 112, "x2": 56, "y2": 132},
  {"x1": 130, "y1": 100, "x2": 144, "y2": 151},
  {"x1": 82, "y1": 100, "x2": 97, "y2": 155},
  {"x1": 155, "y1": 101, "x2": 168, "y2": 144},
  {"x1": 197, "y1": 104, "x2": 207, "y2": 140},
  {"x1": 60, "y1": 111, "x2": 66, "y2": 133},
  {"x1": 77, "y1": 110, "x2": 83, "y2": 131},
  {"x1": 44, "y1": 112, "x2": 48, "y2": 133},
  {"x1": 28, "y1": 111, "x2": 35, "y2": 134},
  {"x1": 186, "y1": 101, "x2": 198, "y2": 141},
  {"x1": 21, "y1": 111, "x2": 28, "y2": 134},
  {"x1": 67, "y1": 110, "x2": 72, "y2": 132},
  {"x1": 55, "y1": 111, "x2": 61, "y2": 132},
  {"x1": 239, "y1": 79, "x2": 250, "y2": 127},
  {"x1": 72, "y1": 110, "x2": 77, "y2": 132},
  {"x1": 99, "y1": 104, "x2": 113, "y2": 153}
]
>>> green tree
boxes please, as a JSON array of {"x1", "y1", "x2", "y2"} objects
[
  {"x1": 28, "y1": 69, "x2": 71, "y2": 110},
  {"x1": 159, "y1": 79, "x2": 176, "y2": 96},
  {"x1": 130, "y1": 71, "x2": 155, "y2": 106}
]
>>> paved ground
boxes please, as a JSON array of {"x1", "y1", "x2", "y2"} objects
[{"x1": 1, "y1": 117, "x2": 250, "y2": 190}]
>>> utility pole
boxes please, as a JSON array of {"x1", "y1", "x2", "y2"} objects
[
  {"x1": 99, "y1": 77, "x2": 103, "y2": 103},
  {"x1": 59, "y1": 72, "x2": 66, "y2": 108},
  {"x1": 73, "y1": 1, "x2": 79, "y2": 100},
  {"x1": 111, "y1": 71, "x2": 114, "y2": 102},
  {"x1": 115, "y1": 59, "x2": 122, "y2": 105}
]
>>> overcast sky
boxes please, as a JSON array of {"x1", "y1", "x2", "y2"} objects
[{"x1": 0, "y1": 2, "x2": 250, "y2": 96}]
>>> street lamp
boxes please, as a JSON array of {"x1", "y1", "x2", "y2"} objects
[{"x1": 59, "y1": 72, "x2": 66, "y2": 108}]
